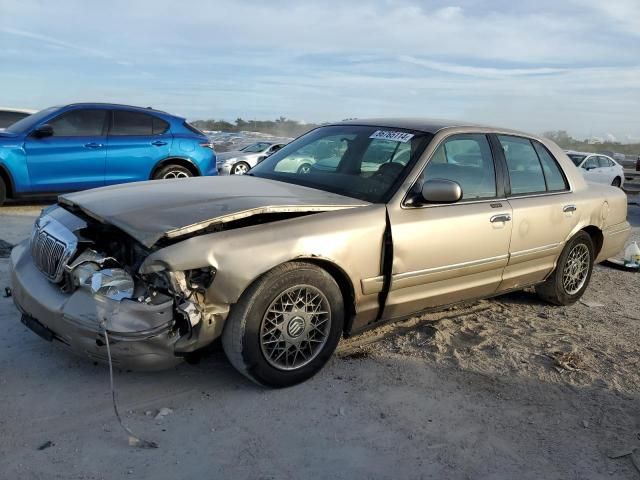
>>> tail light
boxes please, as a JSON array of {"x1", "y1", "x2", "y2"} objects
[{"x1": 200, "y1": 142, "x2": 215, "y2": 149}]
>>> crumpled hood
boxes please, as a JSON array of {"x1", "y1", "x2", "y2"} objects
[{"x1": 59, "y1": 176, "x2": 368, "y2": 247}]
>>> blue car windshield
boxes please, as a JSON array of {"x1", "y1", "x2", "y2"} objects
[
  {"x1": 5, "y1": 107, "x2": 59, "y2": 134},
  {"x1": 249, "y1": 125, "x2": 432, "y2": 203}
]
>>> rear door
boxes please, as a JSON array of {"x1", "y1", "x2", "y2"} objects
[
  {"x1": 384, "y1": 133, "x2": 513, "y2": 318},
  {"x1": 24, "y1": 108, "x2": 108, "y2": 192},
  {"x1": 105, "y1": 110, "x2": 172, "y2": 185},
  {"x1": 493, "y1": 135, "x2": 577, "y2": 291}
]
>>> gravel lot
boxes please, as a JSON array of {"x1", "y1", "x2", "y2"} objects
[{"x1": 1, "y1": 197, "x2": 639, "y2": 480}]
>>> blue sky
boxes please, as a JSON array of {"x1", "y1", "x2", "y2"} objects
[{"x1": 1, "y1": 0, "x2": 639, "y2": 141}]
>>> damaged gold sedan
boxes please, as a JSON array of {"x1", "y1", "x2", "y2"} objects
[{"x1": 10, "y1": 119, "x2": 630, "y2": 387}]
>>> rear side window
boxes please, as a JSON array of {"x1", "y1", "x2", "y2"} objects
[
  {"x1": 424, "y1": 134, "x2": 497, "y2": 200},
  {"x1": 111, "y1": 111, "x2": 169, "y2": 136},
  {"x1": 532, "y1": 141, "x2": 568, "y2": 191},
  {"x1": 498, "y1": 135, "x2": 546, "y2": 195},
  {"x1": 598, "y1": 156, "x2": 613, "y2": 167},
  {"x1": 49, "y1": 109, "x2": 107, "y2": 136}
]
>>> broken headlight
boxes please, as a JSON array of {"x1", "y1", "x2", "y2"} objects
[
  {"x1": 67, "y1": 250, "x2": 135, "y2": 301},
  {"x1": 87, "y1": 268, "x2": 135, "y2": 301}
]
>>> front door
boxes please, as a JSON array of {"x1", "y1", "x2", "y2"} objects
[
  {"x1": 24, "y1": 108, "x2": 108, "y2": 192},
  {"x1": 384, "y1": 133, "x2": 512, "y2": 319}
]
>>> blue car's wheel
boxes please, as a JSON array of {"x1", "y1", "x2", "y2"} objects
[
  {"x1": 153, "y1": 164, "x2": 193, "y2": 180},
  {"x1": 0, "y1": 177, "x2": 6, "y2": 206}
]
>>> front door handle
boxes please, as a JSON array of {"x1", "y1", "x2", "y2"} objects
[
  {"x1": 490, "y1": 214, "x2": 512, "y2": 223},
  {"x1": 84, "y1": 142, "x2": 103, "y2": 149},
  {"x1": 563, "y1": 205, "x2": 577, "y2": 213},
  {"x1": 151, "y1": 140, "x2": 168, "y2": 146}
]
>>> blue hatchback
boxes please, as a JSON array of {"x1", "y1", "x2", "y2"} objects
[{"x1": 0, "y1": 103, "x2": 217, "y2": 205}]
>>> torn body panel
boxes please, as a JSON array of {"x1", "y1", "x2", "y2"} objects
[{"x1": 141, "y1": 204, "x2": 389, "y2": 332}]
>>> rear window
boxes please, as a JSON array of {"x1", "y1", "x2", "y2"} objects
[
  {"x1": 184, "y1": 122, "x2": 205, "y2": 136},
  {"x1": 110, "y1": 111, "x2": 169, "y2": 136},
  {"x1": 567, "y1": 154, "x2": 586, "y2": 166}
]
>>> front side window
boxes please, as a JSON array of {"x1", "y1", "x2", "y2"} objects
[
  {"x1": 48, "y1": 109, "x2": 107, "y2": 136},
  {"x1": 249, "y1": 125, "x2": 431, "y2": 202},
  {"x1": 422, "y1": 134, "x2": 497, "y2": 200},
  {"x1": 498, "y1": 135, "x2": 546, "y2": 195},
  {"x1": 111, "y1": 111, "x2": 167, "y2": 136},
  {"x1": 242, "y1": 142, "x2": 272, "y2": 153},
  {"x1": 583, "y1": 156, "x2": 598, "y2": 169},
  {"x1": 532, "y1": 141, "x2": 568, "y2": 191}
]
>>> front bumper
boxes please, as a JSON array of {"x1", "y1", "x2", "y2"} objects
[
  {"x1": 10, "y1": 241, "x2": 183, "y2": 371},
  {"x1": 596, "y1": 221, "x2": 632, "y2": 262},
  {"x1": 216, "y1": 163, "x2": 232, "y2": 175}
]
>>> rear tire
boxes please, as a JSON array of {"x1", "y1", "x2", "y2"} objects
[
  {"x1": 222, "y1": 262, "x2": 344, "y2": 388},
  {"x1": 153, "y1": 164, "x2": 193, "y2": 180},
  {"x1": 535, "y1": 231, "x2": 594, "y2": 305},
  {"x1": 0, "y1": 177, "x2": 6, "y2": 206},
  {"x1": 611, "y1": 177, "x2": 622, "y2": 188},
  {"x1": 231, "y1": 161, "x2": 250, "y2": 175}
]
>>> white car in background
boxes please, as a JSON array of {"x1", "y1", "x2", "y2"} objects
[
  {"x1": 216, "y1": 141, "x2": 287, "y2": 175},
  {"x1": 0, "y1": 107, "x2": 36, "y2": 129},
  {"x1": 566, "y1": 151, "x2": 625, "y2": 188}
]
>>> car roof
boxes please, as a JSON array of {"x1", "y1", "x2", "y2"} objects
[
  {"x1": 63, "y1": 103, "x2": 172, "y2": 116},
  {"x1": 332, "y1": 117, "x2": 495, "y2": 134},
  {"x1": 565, "y1": 150, "x2": 606, "y2": 157}
]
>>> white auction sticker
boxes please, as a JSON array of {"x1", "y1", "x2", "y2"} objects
[{"x1": 369, "y1": 130, "x2": 415, "y2": 143}]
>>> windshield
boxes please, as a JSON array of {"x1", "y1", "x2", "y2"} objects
[
  {"x1": 567, "y1": 153, "x2": 586, "y2": 166},
  {"x1": 241, "y1": 142, "x2": 271, "y2": 153},
  {"x1": 5, "y1": 106, "x2": 59, "y2": 134},
  {"x1": 249, "y1": 125, "x2": 431, "y2": 203}
]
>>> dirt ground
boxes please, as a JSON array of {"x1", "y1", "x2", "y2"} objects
[{"x1": 1, "y1": 198, "x2": 639, "y2": 480}]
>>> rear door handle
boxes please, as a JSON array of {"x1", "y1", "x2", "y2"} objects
[
  {"x1": 151, "y1": 140, "x2": 168, "y2": 146},
  {"x1": 490, "y1": 214, "x2": 512, "y2": 223},
  {"x1": 563, "y1": 205, "x2": 577, "y2": 213},
  {"x1": 84, "y1": 142, "x2": 103, "y2": 149}
]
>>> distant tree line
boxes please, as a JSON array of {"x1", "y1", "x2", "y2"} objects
[
  {"x1": 543, "y1": 130, "x2": 640, "y2": 157},
  {"x1": 191, "y1": 116, "x2": 323, "y2": 138}
]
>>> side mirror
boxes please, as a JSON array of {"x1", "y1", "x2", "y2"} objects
[
  {"x1": 32, "y1": 124, "x2": 54, "y2": 138},
  {"x1": 256, "y1": 155, "x2": 267, "y2": 164},
  {"x1": 421, "y1": 179, "x2": 463, "y2": 204}
]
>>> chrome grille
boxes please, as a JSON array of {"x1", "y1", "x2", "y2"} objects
[{"x1": 30, "y1": 216, "x2": 77, "y2": 283}]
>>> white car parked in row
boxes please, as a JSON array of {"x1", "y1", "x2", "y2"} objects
[{"x1": 566, "y1": 151, "x2": 625, "y2": 188}]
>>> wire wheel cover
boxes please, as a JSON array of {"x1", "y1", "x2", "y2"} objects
[
  {"x1": 562, "y1": 243, "x2": 590, "y2": 295},
  {"x1": 260, "y1": 285, "x2": 331, "y2": 370}
]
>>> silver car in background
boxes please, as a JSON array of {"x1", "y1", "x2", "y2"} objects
[{"x1": 217, "y1": 141, "x2": 287, "y2": 175}]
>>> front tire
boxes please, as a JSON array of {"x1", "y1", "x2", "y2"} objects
[
  {"x1": 0, "y1": 177, "x2": 6, "y2": 206},
  {"x1": 222, "y1": 262, "x2": 344, "y2": 388},
  {"x1": 535, "y1": 231, "x2": 594, "y2": 305},
  {"x1": 153, "y1": 164, "x2": 193, "y2": 180}
]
